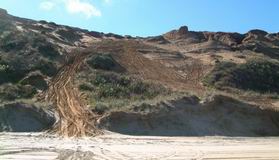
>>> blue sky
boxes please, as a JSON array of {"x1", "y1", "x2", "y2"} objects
[{"x1": 0, "y1": 0, "x2": 278, "y2": 36}]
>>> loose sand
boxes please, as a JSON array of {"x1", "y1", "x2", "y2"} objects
[{"x1": 1, "y1": 132, "x2": 279, "y2": 160}]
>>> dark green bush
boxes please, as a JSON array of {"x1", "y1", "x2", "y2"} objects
[
  {"x1": 49, "y1": 22, "x2": 58, "y2": 26},
  {"x1": 0, "y1": 57, "x2": 58, "y2": 85},
  {"x1": 0, "y1": 27, "x2": 62, "y2": 86},
  {"x1": 39, "y1": 20, "x2": 48, "y2": 24},
  {"x1": 34, "y1": 60, "x2": 58, "y2": 76},
  {"x1": 0, "y1": 31, "x2": 28, "y2": 52},
  {"x1": 204, "y1": 59, "x2": 279, "y2": 93},
  {"x1": 79, "y1": 83, "x2": 94, "y2": 91},
  {"x1": 0, "y1": 61, "x2": 28, "y2": 84},
  {"x1": 56, "y1": 29, "x2": 82, "y2": 42},
  {"x1": 0, "y1": 84, "x2": 37, "y2": 101},
  {"x1": 87, "y1": 54, "x2": 117, "y2": 70},
  {"x1": 20, "y1": 73, "x2": 48, "y2": 91},
  {"x1": 38, "y1": 43, "x2": 60, "y2": 59},
  {"x1": 0, "y1": 16, "x2": 14, "y2": 34}
]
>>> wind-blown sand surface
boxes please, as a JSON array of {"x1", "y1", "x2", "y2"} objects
[{"x1": 1, "y1": 132, "x2": 279, "y2": 160}]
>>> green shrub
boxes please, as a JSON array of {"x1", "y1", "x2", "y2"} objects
[
  {"x1": 38, "y1": 43, "x2": 60, "y2": 59},
  {"x1": 204, "y1": 59, "x2": 279, "y2": 94},
  {"x1": 0, "y1": 64, "x2": 8, "y2": 72},
  {"x1": 79, "y1": 83, "x2": 94, "y2": 91},
  {"x1": 39, "y1": 20, "x2": 48, "y2": 24},
  {"x1": 0, "y1": 84, "x2": 37, "y2": 101},
  {"x1": 80, "y1": 72, "x2": 167, "y2": 99},
  {"x1": 0, "y1": 16, "x2": 14, "y2": 34},
  {"x1": 56, "y1": 29, "x2": 82, "y2": 42},
  {"x1": 20, "y1": 73, "x2": 48, "y2": 91},
  {"x1": 87, "y1": 54, "x2": 117, "y2": 70},
  {"x1": 0, "y1": 61, "x2": 27, "y2": 84},
  {"x1": 0, "y1": 31, "x2": 28, "y2": 52},
  {"x1": 49, "y1": 22, "x2": 58, "y2": 26}
]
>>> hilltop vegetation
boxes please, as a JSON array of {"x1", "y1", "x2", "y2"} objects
[{"x1": 204, "y1": 59, "x2": 279, "y2": 94}]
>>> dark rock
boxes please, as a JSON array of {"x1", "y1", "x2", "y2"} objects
[
  {"x1": 164, "y1": 26, "x2": 189, "y2": 40},
  {"x1": 178, "y1": 26, "x2": 189, "y2": 35},
  {"x1": 204, "y1": 32, "x2": 245, "y2": 46},
  {"x1": 163, "y1": 26, "x2": 208, "y2": 43}
]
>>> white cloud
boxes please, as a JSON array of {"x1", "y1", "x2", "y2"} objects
[
  {"x1": 65, "y1": 0, "x2": 101, "y2": 18},
  {"x1": 40, "y1": 1, "x2": 55, "y2": 11},
  {"x1": 39, "y1": 0, "x2": 102, "y2": 18}
]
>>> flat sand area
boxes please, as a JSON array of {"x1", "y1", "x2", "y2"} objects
[{"x1": 1, "y1": 132, "x2": 279, "y2": 160}]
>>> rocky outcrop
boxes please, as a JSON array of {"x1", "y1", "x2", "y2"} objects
[
  {"x1": 164, "y1": 26, "x2": 190, "y2": 40},
  {"x1": 248, "y1": 29, "x2": 268, "y2": 37},
  {"x1": 243, "y1": 29, "x2": 269, "y2": 42},
  {"x1": 163, "y1": 26, "x2": 246, "y2": 46},
  {"x1": 164, "y1": 26, "x2": 208, "y2": 44},
  {"x1": 160, "y1": 26, "x2": 278, "y2": 50},
  {"x1": 177, "y1": 26, "x2": 189, "y2": 35},
  {"x1": 236, "y1": 29, "x2": 279, "y2": 58},
  {"x1": 204, "y1": 32, "x2": 245, "y2": 46}
]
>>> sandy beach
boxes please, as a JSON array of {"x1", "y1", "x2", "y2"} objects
[{"x1": 1, "y1": 132, "x2": 279, "y2": 160}]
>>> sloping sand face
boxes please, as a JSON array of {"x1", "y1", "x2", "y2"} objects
[
  {"x1": 1, "y1": 132, "x2": 279, "y2": 160},
  {"x1": 101, "y1": 95, "x2": 279, "y2": 137},
  {"x1": 1, "y1": 95, "x2": 278, "y2": 136},
  {"x1": 0, "y1": 103, "x2": 54, "y2": 132}
]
